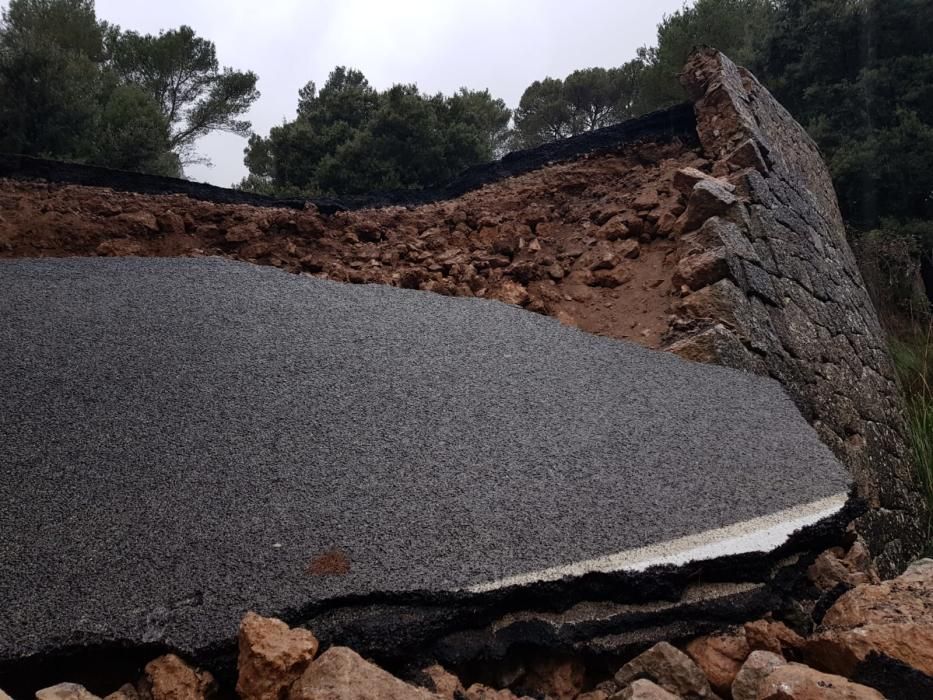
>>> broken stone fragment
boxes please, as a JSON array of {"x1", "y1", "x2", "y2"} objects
[
  {"x1": 143, "y1": 654, "x2": 217, "y2": 700},
  {"x1": 35, "y1": 684, "x2": 101, "y2": 700},
  {"x1": 614, "y1": 642, "x2": 716, "y2": 699},
  {"x1": 464, "y1": 685, "x2": 531, "y2": 700},
  {"x1": 807, "y1": 541, "x2": 879, "y2": 591},
  {"x1": 514, "y1": 657, "x2": 585, "y2": 700},
  {"x1": 672, "y1": 248, "x2": 730, "y2": 291},
  {"x1": 612, "y1": 679, "x2": 681, "y2": 699},
  {"x1": 724, "y1": 140, "x2": 767, "y2": 174},
  {"x1": 618, "y1": 239, "x2": 641, "y2": 259},
  {"x1": 672, "y1": 167, "x2": 723, "y2": 195},
  {"x1": 805, "y1": 558, "x2": 933, "y2": 677},
  {"x1": 289, "y1": 647, "x2": 438, "y2": 699},
  {"x1": 681, "y1": 180, "x2": 739, "y2": 234},
  {"x1": 743, "y1": 619, "x2": 805, "y2": 658},
  {"x1": 491, "y1": 280, "x2": 529, "y2": 306},
  {"x1": 102, "y1": 684, "x2": 139, "y2": 700},
  {"x1": 225, "y1": 221, "x2": 264, "y2": 243},
  {"x1": 418, "y1": 665, "x2": 464, "y2": 699},
  {"x1": 237, "y1": 612, "x2": 320, "y2": 700},
  {"x1": 115, "y1": 211, "x2": 160, "y2": 235},
  {"x1": 685, "y1": 629, "x2": 750, "y2": 696},
  {"x1": 730, "y1": 651, "x2": 786, "y2": 700},
  {"x1": 756, "y1": 664, "x2": 884, "y2": 700}
]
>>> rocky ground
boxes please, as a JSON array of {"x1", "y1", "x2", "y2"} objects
[
  {"x1": 10, "y1": 552, "x2": 931, "y2": 700},
  {"x1": 0, "y1": 139, "x2": 715, "y2": 349}
]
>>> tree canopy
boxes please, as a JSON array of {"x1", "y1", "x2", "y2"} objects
[
  {"x1": 0, "y1": 0, "x2": 258, "y2": 176},
  {"x1": 241, "y1": 67, "x2": 511, "y2": 195}
]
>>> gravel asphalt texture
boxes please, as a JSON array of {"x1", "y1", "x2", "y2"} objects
[{"x1": 0, "y1": 257, "x2": 851, "y2": 659}]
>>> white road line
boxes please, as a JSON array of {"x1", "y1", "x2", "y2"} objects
[{"x1": 467, "y1": 493, "x2": 849, "y2": 593}]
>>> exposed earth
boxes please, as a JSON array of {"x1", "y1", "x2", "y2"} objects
[{"x1": 0, "y1": 140, "x2": 704, "y2": 349}]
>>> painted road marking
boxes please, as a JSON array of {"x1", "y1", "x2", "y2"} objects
[{"x1": 467, "y1": 493, "x2": 848, "y2": 592}]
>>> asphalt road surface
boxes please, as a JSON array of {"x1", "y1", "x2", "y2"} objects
[{"x1": 0, "y1": 257, "x2": 851, "y2": 659}]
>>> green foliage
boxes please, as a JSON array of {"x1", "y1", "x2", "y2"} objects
[
  {"x1": 511, "y1": 63, "x2": 646, "y2": 148},
  {"x1": 109, "y1": 25, "x2": 259, "y2": 166},
  {"x1": 94, "y1": 84, "x2": 179, "y2": 176},
  {"x1": 891, "y1": 326, "x2": 933, "y2": 513},
  {"x1": 0, "y1": 0, "x2": 256, "y2": 174},
  {"x1": 243, "y1": 67, "x2": 510, "y2": 195},
  {"x1": 760, "y1": 0, "x2": 933, "y2": 229}
]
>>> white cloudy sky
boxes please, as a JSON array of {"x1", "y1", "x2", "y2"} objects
[{"x1": 91, "y1": 0, "x2": 687, "y2": 186}]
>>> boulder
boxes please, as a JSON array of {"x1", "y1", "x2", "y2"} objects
[
  {"x1": 613, "y1": 679, "x2": 681, "y2": 699},
  {"x1": 288, "y1": 647, "x2": 437, "y2": 700},
  {"x1": 35, "y1": 684, "x2": 101, "y2": 700},
  {"x1": 756, "y1": 664, "x2": 884, "y2": 700},
  {"x1": 614, "y1": 642, "x2": 715, "y2": 699},
  {"x1": 805, "y1": 559, "x2": 933, "y2": 678},
  {"x1": 743, "y1": 619, "x2": 805, "y2": 658},
  {"x1": 685, "y1": 629, "x2": 750, "y2": 696},
  {"x1": 730, "y1": 651, "x2": 786, "y2": 700},
  {"x1": 143, "y1": 654, "x2": 217, "y2": 700},
  {"x1": 236, "y1": 612, "x2": 320, "y2": 700}
]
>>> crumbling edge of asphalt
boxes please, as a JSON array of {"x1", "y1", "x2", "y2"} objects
[
  {"x1": 0, "y1": 103, "x2": 698, "y2": 215},
  {"x1": 0, "y1": 492, "x2": 864, "y2": 694}
]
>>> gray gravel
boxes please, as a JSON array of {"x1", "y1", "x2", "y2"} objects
[{"x1": 0, "y1": 257, "x2": 850, "y2": 658}]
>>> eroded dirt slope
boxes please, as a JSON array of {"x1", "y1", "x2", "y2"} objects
[{"x1": 0, "y1": 140, "x2": 704, "y2": 348}]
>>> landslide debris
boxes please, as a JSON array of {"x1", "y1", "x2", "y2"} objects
[
  {"x1": 0, "y1": 140, "x2": 705, "y2": 349},
  {"x1": 14, "y1": 554, "x2": 931, "y2": 700}
]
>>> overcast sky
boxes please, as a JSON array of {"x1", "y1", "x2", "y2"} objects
[{"x1": 92, "y1": 0, "x2": 687, "y2": 186}]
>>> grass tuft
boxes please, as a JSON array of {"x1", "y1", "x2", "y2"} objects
[{"x1": 891, "y1": 322, "x2": 933, "y2": 511}]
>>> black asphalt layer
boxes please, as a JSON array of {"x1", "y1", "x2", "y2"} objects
[{"x1": 0, "y1": 257, "x2": 851, "y2": 660}]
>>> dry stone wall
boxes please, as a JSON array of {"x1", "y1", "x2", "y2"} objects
[{"x1": 665, "y1": 49, "x2": 926, "y2": 575}]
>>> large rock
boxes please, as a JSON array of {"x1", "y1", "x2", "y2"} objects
[
  {"x1": 143, "y1": 654, "x2": 217, "y2": 700},
  {"x1": 236, "y1": 612, "x2": 320, "y2": 700},
  {"x1": 685, "y1": 629, "x2": 750, "y2": 695},
  {"x1": 288, "y1": 647, "x2": 437, "y2": 700},
  {"x1": 756, "y1": 664, "x2": 884, "y2": 700},
  {"x1": 614, "y1": 642, "x2": 715, "y2": 699},
  {"x1": 805, "y1": 559, "x2": 933, "y2": 677},
  {"x1": 730, "y1": 651, "x2": 786, "y2": 700},
  {"x1": 614, "y1": 679, "x2": 681, "y2": 699},
  {"x1": 35, "y1": 684, "x2": 101, "y2": 700}
]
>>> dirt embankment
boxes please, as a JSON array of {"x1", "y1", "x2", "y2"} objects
[{"x1": 0, "y1": 140, "x2": 704, "y2": 349}]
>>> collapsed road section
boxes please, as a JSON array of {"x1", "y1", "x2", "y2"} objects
[{"x1": 0, "y1": 257, "x2": 852, "y2": 686}]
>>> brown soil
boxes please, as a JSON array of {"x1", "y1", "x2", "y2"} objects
[{"x1": 0, "y1": 139, "x2": 705, "y2": 348}]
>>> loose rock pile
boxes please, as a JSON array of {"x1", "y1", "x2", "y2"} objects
[{"x1": 9, "y1": 556, "x2": 930, "y2": 699}]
